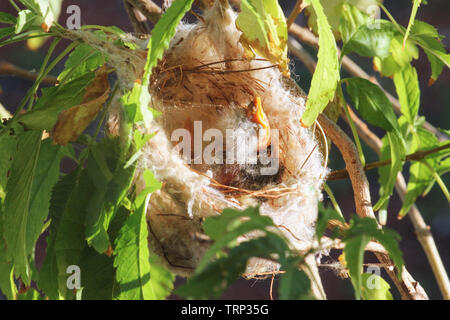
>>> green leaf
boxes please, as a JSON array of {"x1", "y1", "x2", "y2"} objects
[
  {"x1": 120, "y1": 81, "x2": 154, "y2": 130},
  {"x1": 374, "y1": 132, "x2": 406, "y2": 211},
  {"x1": 3, "y1": 131, "x2": 42, "y2": 284},
  {"x1": 0, "y1": 244, "x2": 17, "y2": 300},
  {"x1": 78, "y1": 246, "x2": 116, "y2": 300},
  {"x1": 279, "y1": 262, "x2": 311, "y2": 300},
  {"x1": 58, "y1": 43, "x2": 108, "y2": 82},
  {"x1": 361, "y1": 273, "x2": 393, "y2": 300},
  {"x1": 114, "y1": 170, "x2": 172, "y2": 300},
  {"x1": 301, "y1": 0, "x2": 340, "y2": 127},
  {"x1": 0, "y1": 27, "x2": 15, "y2": 40},
  {"x1": 374, "y1": 35, "x2": 419, "y2": 77},
  {"x1": 410, "y1": 20, "x2": 449, "y2": 82},
  {"x1": 344, "y1": 216, "x2": 403, "y2": 299},
  {"x1": 176, "y1": 233, "x2": 290, "y2": 299},
  {"x1": 15, "y1": 10, "x2": 39, "y2": 34},
  {"x1": 399, "y1": 128, "x2": 441, "y2": 217},
  {"x1": 25, "y1": 0, "x2": 63, "y2": 49},
  {"x1": 306, "y1": 0, "x2": 380, "y2": 40},
  {"x1": 85, "y1": 138, "x2": 136, "y2": 254},
  {"x1": 0, "y1": 12, "x2": 17, "y2": 24},
  {"x1": 17, "y1": 288, "x2": 44, "y2": 300},
  {"x1": 0, "y1": 133, "x2": 17, "y2": 199},
  {"x1": 18, "y1": 73, "x2": 95, "y2": 131},
  {"x1": 344, "y1": 233, "x2": 368, "y2": 300},
  {"x1": 198, "y1": 207, "x2": 274, "y2": 272},
  {"x1": 341, "y1": 20, "x2": 395, "y2": 59},
  {"x1": 236, "y1": 0, "x2": 289, "y2": 75},
  {"x1": 393, "y1": 65, "x2": 420, "y2": 126},
  {"x1": 145, "y1": 0, "x2": 193, "y2": 79},
  {"x1": 132, "y1": 0, "x2": 193, "y2": 130},
  {"x1": 345, "y1": 77, "x2": 401, "y2": 135},
  {"x1": 20, "y1": 0, "x2": 58, "y2": 30},
  {"x1": 339, "y1": 2, "x2": 373, "y2": 44},
  {"x1": 316, "y1": 203, "x2": 345, "y2": 239},
  {"x1": 38, "y1": 168, "x2": 93, "y2": 299}
]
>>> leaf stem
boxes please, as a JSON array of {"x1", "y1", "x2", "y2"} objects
[
  {"x1": 328, "y1": 143, "x2": 450, "y2": 180},
  {"x1": 343, "y1": 103, "x2": 366, "y2": 167},
  {"x1": 26, "y1": 37, "x2": 61, "y2": 111},
  {"x1": 420, "y1": 160, "x2": 450, "y2": 204},
  {"x1": 8, "y1": 0, "x2": 20, "y2": 12},
  {"x1": 14, "y1": 41, "x2": 79, "y2": 117},
  {"x1": 323, "y1": 183, "x2": 343, "y2": 217}
]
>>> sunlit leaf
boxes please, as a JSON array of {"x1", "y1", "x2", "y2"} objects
[
  {"x1": 58, "y1": 43, "x2": 108, "y2": 82},
  {"x1": 344, "y1": 216, "x2": 403, "y2": 299},
  {"x1": 301, "y1": 0, "x2": 340, "y2": 127},
  {"x1": 399, "y1": 128, "x2": 442, "y2": 217},
  {"x1": 393, "y1": 65, "x2": 420, "y2": 126},
  {"x1": 361, "y1": 273, "x2": 393, "y2": 300},
  {"x1": 236, "y1": 0, "x2": 289, "y2": 75},
  {"x1": 114, "y1": 170, "x2": 172, "y2": 300},
  {"x1": 410, "y1": 20, "x2": 449, "y2": 83},
  {"x1": 345, "y1": 77, "x2": 401, "y2": 136},
  {"x1": 375, "y1": 132, "x2": 406, "y2": 211},
  {"x1": 373, "y1": 35, "x2": 419, "y2": 77},
  {"x1": 18, "y1": 73, "x2": 95, "y2": 131},
  {"x1": 306, "y1": 0, "x2": 380, "y2": 39},
  {"x1": 342, "y1": 20, "x2": 395, "y2": 59}
]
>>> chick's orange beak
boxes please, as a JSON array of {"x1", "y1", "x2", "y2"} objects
[
  {"x1": 249, "y1": 97, "x2": 269, "y2": 129},
  {"x1": 248, "y1": 96, "x2": 271, "y2": 151}
]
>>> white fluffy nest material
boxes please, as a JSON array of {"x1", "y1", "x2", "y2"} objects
[{"x1": 93, "y1": 3, "x2": 326, "y2": 290}]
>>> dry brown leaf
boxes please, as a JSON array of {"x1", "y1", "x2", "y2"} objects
[{"x1": 52, "y1": 66, "x2": 110, "y2": 145}]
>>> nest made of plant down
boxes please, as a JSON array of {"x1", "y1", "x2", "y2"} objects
[
  {"x1": 72, "y1": 3, "x2": 328, "y2": 296},
  {"x1": 120, "y1": 2, "x2": 329, "y2": 280}
]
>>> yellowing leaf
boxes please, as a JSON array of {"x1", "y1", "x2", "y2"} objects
[
  {"x1": 236, "y1": 0, "x2": 289, "y2": 76},
  {"x1": 52, "y1": 66, "x2": 110, "y2": 145},
  {"x1": 361, "y1": 273, "x2": 394, "y2": 300}
]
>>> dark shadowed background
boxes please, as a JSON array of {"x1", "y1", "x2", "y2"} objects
[{"x1": 0, "y1": 0, "x2": 448, "y2": 300}]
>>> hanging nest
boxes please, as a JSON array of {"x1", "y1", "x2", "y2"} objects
[{"x1": 74, "y1": 1, "x2": 327, "y2": 298}]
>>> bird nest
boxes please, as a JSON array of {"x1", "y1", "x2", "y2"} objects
[{"x1": 78, "y1": 3, "x2": 329, "y2": 283}]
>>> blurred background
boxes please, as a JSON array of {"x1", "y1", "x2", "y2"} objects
[{"x1": 0, "y1": 0, "x2": 448, "y2": 300}]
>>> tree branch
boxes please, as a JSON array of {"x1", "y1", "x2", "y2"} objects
[
  {"x1": 316, "y1": 112, "x2": 428, "y2": 300},
  {"x1": 342, "y1": 109, "x2": 450, "y2": 300}
]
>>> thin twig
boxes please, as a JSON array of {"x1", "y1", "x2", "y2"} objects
[
  {"x1": 328, "y1": 143, "x2": 450, "y2": 181},
  {"x1": 123, "y1": 0, "x2": 151, "y2": 34},
  {"x1": 124, "y1": 0, "x2": 162, "y2": 26},
  {"x1": 287, "y1": 0, "x2": 308, "y2": 29},
  {"x1": 0, "y1": 60, "x2": 58, "y2": 85},
  {"x1": 270, "y1": 273, "x2": 275, "y2": 300}
]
